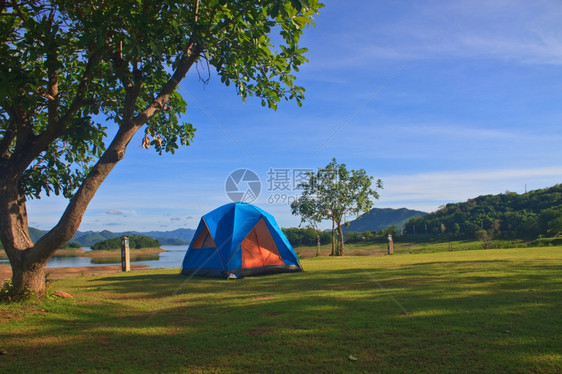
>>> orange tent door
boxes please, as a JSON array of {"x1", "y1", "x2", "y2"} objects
[
  {"x1": 190, "y1": 220, "x2": 217, "y2": 249},
  {"x1": 241, "y1": 218, "x2": 284, "y2": 268}
]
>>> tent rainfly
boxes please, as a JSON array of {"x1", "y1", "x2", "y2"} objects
[{"x1": 181, "y1": 202, "x2": 303, "y2": 278}]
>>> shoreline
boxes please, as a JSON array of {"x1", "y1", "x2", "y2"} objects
[
  {"x1": 0, "y1": 264, "x2": 155, "y2": 281},
  {"x1": 0, "y1": 247, "x2": 168, "y2": 281},
  {"x1": 0, "y1": 247, "x2": 165, "y2": 260},
  {"x1": 57, "y1": 247, "x2": 165, "y2": 257}
]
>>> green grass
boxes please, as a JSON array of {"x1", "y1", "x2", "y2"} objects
[{"x1": 1, "y1": 247, "x2": 561, "y2": 373}]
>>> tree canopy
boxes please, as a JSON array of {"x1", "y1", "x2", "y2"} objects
[
  {"x1": 291, "y1": 158, "x2": 382, "y2": 255},
  {"x1": 0, "y1": 0, "x2": 323, "y2": 295},
  {"x1": 91, "y1": 235, "x2": 160, "y2": 250},
  {"x1": 403, "y1": 184, "x2": 562, "y2": 240}
]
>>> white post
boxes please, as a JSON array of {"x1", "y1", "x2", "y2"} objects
[{"x1": 121, "y1": 236, "x2": 130, "y2": 272}]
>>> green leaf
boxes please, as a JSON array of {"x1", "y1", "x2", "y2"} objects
[
  {"x1": 2, "y1": 0, "x2": 323, "y2": 203},
  {"x1": 291, "y1": 0, "x2": 303, "y2": 12},
  {"x1": 271, "y1": 3, "x2": 281, "y2": 18}
]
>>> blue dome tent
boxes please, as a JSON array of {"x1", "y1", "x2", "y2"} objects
[{"x1": 181, "y1": 202, "x2": 303, "y2": 278}]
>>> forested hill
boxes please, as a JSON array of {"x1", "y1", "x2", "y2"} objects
[
  {"x1": 403, "y1": 184, "x2": 562, "y2": 239},
  {"x1": 344, "y1": 208, "x2": 427, "y2": 232},
  {"x1": 0, "y1": 228, "x2": 195, "y2": 250},
  {"x1": 91, "y1": 235, "x2": 160, "y2": 250}
]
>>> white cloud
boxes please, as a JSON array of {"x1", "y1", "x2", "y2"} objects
[
  {"x1": 106, "y1": 210, "x2": 124, "y2": 215},
  {"x1": 457, "y1": 33, "x2": 562, "y2": 65},
  {"x1": 308, "y1": 0, "x2": 562, "y2": 70}
]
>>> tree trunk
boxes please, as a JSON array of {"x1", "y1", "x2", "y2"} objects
[
  {"x1": 0, "y1": 186, "x2": 59, "y2": 296},
  {"x1": 2, "y1": 124, "x2": 137, "y2": 296},
  {"x1": 0, "y1": 177, "x2": 51, "y2": 295},
  {"x1": 338, "y1": 223, "x2": 345, "y2": 256},
  {"x1": 315, "y1": 230, "x2": 321, "y2": 257},
  {"x1": 335, "y1": 222, "x2": 344, "y2": 256},
  {"x1": 10, "y1": 261, "x2": 48, "y2": 295},
  {"x1": 330, "y1": 219, "x2": 335, "y2": 256}
]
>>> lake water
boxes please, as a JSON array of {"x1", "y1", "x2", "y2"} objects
[{"x1": 41, "y1": 245, "x2": 188, "y2": 269}]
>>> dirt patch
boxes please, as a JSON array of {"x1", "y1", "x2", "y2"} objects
[
  {"x1": 0, "y1": 264, "x2": 150, "y2": 281},
  {"x1": 80, "y1": 248, "x2": 164, "y2": 257},
  {"x1": 0, "y1": 310, "x2": 23, "y2": 322},
  {"x1": 297, "y1": 248, "x2": 387, "y2": 259},
  {"x1": 247, "y1": 329, "x2": 273, "y2": 336},
  {"x1": 260, "y1": 312, "x2": 283, "y2": 317},
  {"x1": 251, "y1": 296, "x2": 277, "y2": 302}
]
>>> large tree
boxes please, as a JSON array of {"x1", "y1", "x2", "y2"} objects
[
  {"x1": 291, "y1": 158, "x2": 382, "y2": 256},
  {"x1": 0, "y1": 0, "x2": 323, "y2": 296}
]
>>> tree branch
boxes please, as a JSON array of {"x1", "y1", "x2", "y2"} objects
[
  {"x1": 31, "y1": 42, "x2": 203, "y2": 264},
  {"x1": 46, "y1": 23, "x2": 60, "y2": 129},
  {"x1": 0, "y1": 47, "x2": 105, "y2": 197},
  {"x1": 134, "y1": 43, "x2": 203, "y2": 125},
  {"x1": 111, "y1": 46, "x2": 134, "y2": 89},
  {"x1": 12, "y1": 105, "x2": 34, "y2": 156},
  {"x1": 31, "y1": 87, "x2": 56, "y2": 101},
  {"x1": 194, "y1": 0, "x2": 200, "y2": 22},
  {"x1": 58, "y1": 47, "x2": 105, "y2": 127},
  {"x1": 0, "y1": 111, "x2": 17, "y2": 159},
  {"x1": 9, "y1": 0, "x2": 27, "y2": 22},
  {"x1": 31, "y1": 123, "x2": 136, "y2": 262}
]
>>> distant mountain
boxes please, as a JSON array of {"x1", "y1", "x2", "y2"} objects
[
  {"x1": 72, "y1": 230, "x2": 118, "y2": 247},
  {"x1": 29, "y1": 227, "x2": 46, "y2": 243},
  {"x1": 70, "y1": 228, "x2": 196, "y2": 247},
  {"x1": 12, "y1": 228, "x2": 196, "y2": 248},
  {"x1": 343, "y1": 208, "x2": 427, "y2": 233},
  {"x1": 130, "y1": 228, "x2": 196, "y2": 244}
]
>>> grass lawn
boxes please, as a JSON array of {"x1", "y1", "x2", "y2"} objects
[
  {"x1": 294, "y1": 239, "x2": 498, "y2": 258},
  {"x1": 1, "y1": 247, "x2": 561, "y2": 373}
]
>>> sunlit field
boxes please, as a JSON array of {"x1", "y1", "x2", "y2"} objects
[{"x1": 1, "y1": 247, "x2": 560, "y2": 373}]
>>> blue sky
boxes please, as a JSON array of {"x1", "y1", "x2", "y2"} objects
[{"x1": 28, "y1": 0, "x2": 562, "y2": 232}]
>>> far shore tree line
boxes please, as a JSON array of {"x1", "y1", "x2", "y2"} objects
[
  {"x1": 282, "y1": 227, "x2": 332, "y2": 248},
  {"x1": 287, "y1": 184, "x2": 562, "y2": 251},
  {"x1": 402, "y1": 184, "x2": 562, "y2": 242},
  {"x1": 91, "y1": 235, "x2": 160, "y2": 250},
  {"x1": 283, "y1": 225, "x2": 398, "y2": 247}
]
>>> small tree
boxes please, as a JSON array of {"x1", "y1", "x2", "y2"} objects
[
  {"x1": 476, "y1": 229, "x2": 493, "y2": 249},
  {"x1": 0, "y1": 0, "x2": 323, "y2": 296},
  {"x1": 291, "y1": 158, "x2": 382, "y2": 256},
  {"x1": 290, "y1": 194, "x2": 324, "y2": 256}
]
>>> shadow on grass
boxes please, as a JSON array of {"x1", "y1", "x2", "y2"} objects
[{"x1": 1, "y1": 255, "x2": 560, "y2": 373}]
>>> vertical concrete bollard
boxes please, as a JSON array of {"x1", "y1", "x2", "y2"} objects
[
  {"x1": 121, "y1": 236, "x2": 130, "y2": 272},
  {"x1": 387, "y1": 234, "x2": 394, "y2": 255}
]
